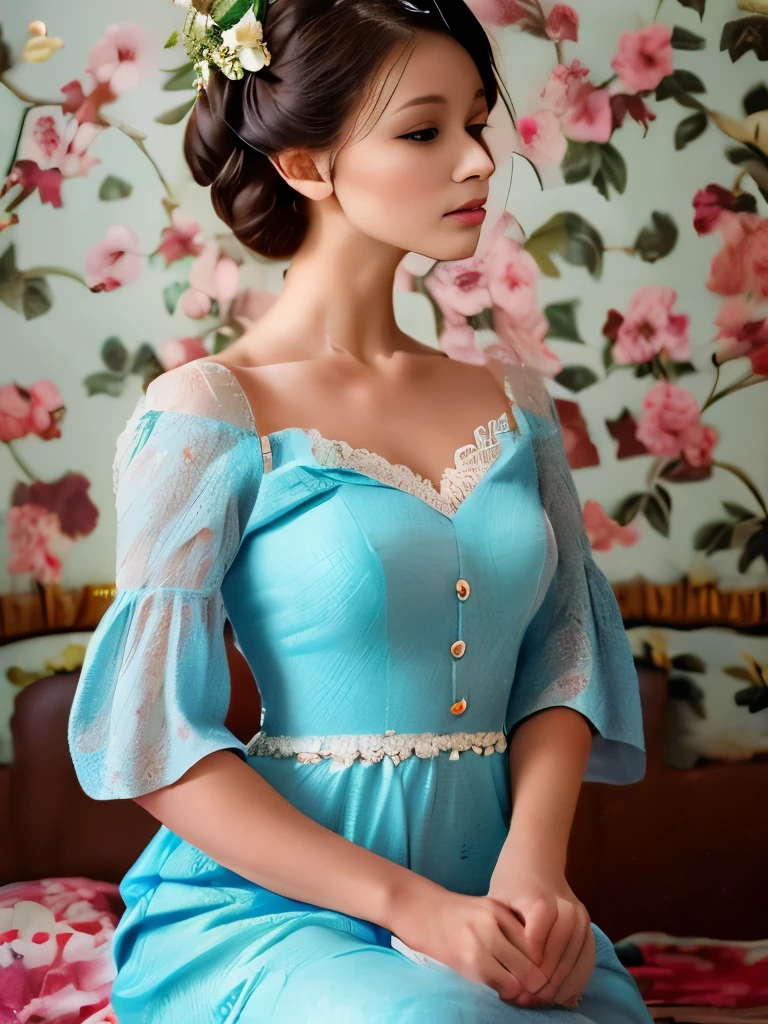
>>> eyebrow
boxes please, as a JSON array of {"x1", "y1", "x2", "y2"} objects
[{"x1": 392, "y1": 87, "x2": 486, "y2": 114}]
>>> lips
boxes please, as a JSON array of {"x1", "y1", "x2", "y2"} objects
[{"x1": 446, "y1": 196, "x2": 487, "y2": 214}]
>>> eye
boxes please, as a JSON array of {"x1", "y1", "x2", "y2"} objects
[{"x1": 399, "y1": 123, "x2": 490, "y2": 143}]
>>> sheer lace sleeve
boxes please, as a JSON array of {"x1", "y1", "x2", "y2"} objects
[
  {"x1": 503, "y1": 392, "x2": 647, "y2": 786},
  {"x1": 68, "y1": 362, "x2": 264, "y2": 799}
]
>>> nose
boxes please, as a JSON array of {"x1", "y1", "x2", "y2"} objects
[{"x1": 455, "y1": 131, "x2": 496, "y2": 183}]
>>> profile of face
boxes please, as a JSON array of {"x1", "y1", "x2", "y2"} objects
[{"x1": 273, "y1": 29, "x2": 498, "y2": 263}]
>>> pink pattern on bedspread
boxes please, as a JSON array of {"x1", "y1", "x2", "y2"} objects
[{"x1": 0, "y1": 877, "x2": 121, "y2": 1023}]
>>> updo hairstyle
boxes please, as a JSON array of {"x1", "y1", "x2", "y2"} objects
[{"x1": 184, "y1": 0, "x2": 513, "y2": 260}]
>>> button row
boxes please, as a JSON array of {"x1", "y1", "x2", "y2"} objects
[{"x1": 451, "y1": 578, "x2": 470, "y2": 714}]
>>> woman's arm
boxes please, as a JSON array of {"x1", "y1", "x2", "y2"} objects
[
  {"x1": 135, "y1": 748, "x2": 434, "y2": 931},
  {"x1": 494, "y1": 707, "x2": 594, "y2": 879}
]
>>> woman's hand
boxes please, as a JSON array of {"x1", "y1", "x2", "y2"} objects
[
  {"x1": 487, "y1": 859, "x2": 596, "y2": 1009},
  {"x1": 386, "y1": 879, "x2": 553, "y2": 1005}
]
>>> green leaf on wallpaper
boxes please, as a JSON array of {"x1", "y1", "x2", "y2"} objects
[
  {"x1": 675, "y1": 111, "x2": 708, "y2": 150},
  {"x1": 84, "y1": 372, "x2": 126, "y2": 398},
  {"x1": 672, "y1": 653, "x2": 706, "y2": 673},
  {"x1": 99, "y1": 175, "x2": 132, "y2": 201},
  {"x1": 131, "y1": 343, "x2": 160, "y2": 374},
  {"x1": 721, "y1": 17, "x2": 768, "y2": 64},
  {"x1": 644, "y1": 494, "x2": 670, "y2": 537},
  {"x1": 723, "y1": 665, "x2": 755, "y2": 682},
  {"x1": 723, "y1": 501, "x2": 759, "y2": 522},
  {"x1": 22, "y1": 277, "x2": 52, "y2": 320},
  {"x1": 562, "y1": 140, "x2": 601, "y2": 185},
  {"x1": 673, "y1": 360, "x2": 697, "y2": 376},
  {"x1": 738, "y1": 526, "x2": 768, "y2": 572},
  {"x1": 164, "y1": 30, "x2": 179, "y2": 49},
  {"x1": 593, "y1": 143, "x2": 627, "y2": 199},
  {"x1": 671, "y1": 26, "x2": 705, "y2": 51},
  {"x1": 525, "y1": 213, "x2": 604, "y2": 278},
  {"x1": 655, "y1": 485, "x2": 672, "y2": 515},
  {"x1": 725, "y1": 147, "x2": 768, "y2": 204},
  {"x1": 655, "y1": 70, "x2": 706, "y2": 110},
  {"x1": 613, "y1": 492, "x2": 647, "y2": 526},
  {"x1": 555, "y1": 366, "x2": 598, "y2": 392},
  {"x1": 0, "y1": 25, "x2": 10, "y2": 76},
  {"x1": 602, "y1": 339, "x2": 616, "y2": 372},
  {"x1": 466, "y1": 308, "x2": 495, "y2": 331},
  {"x1": 693, "y1": 520, "x2": 734, "y2": 554},
  {"x1": 163, "y1": 62, "x2": 196, "y2": 91},
  {"x1": 674, "y1": 0, "x2": 705, "y2": 19},
  {"x1": 635, "y1": 211, "x2": 678, "y2": 263},
  {"x1": 164, "y1": 280, "x2": 191, "y2": 314},
  {"x1": 743, "y1": 84, "x2": 768, "y2": 117},
  {"x1": 101, "y1": 336, "x2": 130, "y2": 375},
  {"x1": 544, "y1": 300, "x2": 583, "y2": 343},
  {"x1": 155, "y1": 97, "x2": 196, "y2": 125}
]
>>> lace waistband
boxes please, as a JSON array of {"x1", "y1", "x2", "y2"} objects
[{"x1": 246, "y1": 729, "x2": 508, "y2": 769}]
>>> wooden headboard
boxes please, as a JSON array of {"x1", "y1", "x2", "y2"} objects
[{"x1": 2, "y1": 656, "x2": 766, "y2": 943}]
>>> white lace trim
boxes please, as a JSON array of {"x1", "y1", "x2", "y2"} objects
[
  {"x1": 246, "y1": 729, "x2": 508, "y2": 769},
  {"x1": 306, "y1": 412, "x2": 512, "y2": 517}
]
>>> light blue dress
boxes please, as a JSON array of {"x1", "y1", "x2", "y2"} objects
[{"x1": 68, "y1": 360, "x2": 650, "y2": 1023}]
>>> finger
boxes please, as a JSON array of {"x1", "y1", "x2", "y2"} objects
[
  {"x1": 515, "y1": 897, "x2": 558, "y2": 967},
  {"x1": 546, "y1": 909, "x2": 592, "y2": 999},
  {"x1": 486, "y1": 921, "x2": 550, "y2": 996},
  {"x1": 553, "y1": 923, "x2": 596, "y2": 1004},
  {"x1": 490, "y1": 905, "x2": 551, "y2": 993},
  {"x1": 514, "y1": 904, "x2": 584, "y2": 1008}
]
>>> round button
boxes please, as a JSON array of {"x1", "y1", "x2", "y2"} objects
[
  {"x1": 456, "y1": 579, "x2": 470, "y2": 601},
  {"x1": 450, "y1": 639, "x2": 466, "y2": 658},
  {"x1": 450, "y1": 698, "x2": 467, "y2": 715}
]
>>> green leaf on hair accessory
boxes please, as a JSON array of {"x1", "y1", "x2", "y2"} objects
[{"x1": 211, "y1": 0, "x2": 264, "y2": 29}]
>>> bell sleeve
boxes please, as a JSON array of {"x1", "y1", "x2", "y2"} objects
[
  {"x1": 67, "y1": 362, "x2": 264, "y2": 800},
  {"x1": 504, "y1": 404, "x2": 646, "y2": 786}
]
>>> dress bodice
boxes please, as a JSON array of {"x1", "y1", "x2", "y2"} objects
[{"x1": 68, "y1": 359, "x2": 646, "y2": 803}]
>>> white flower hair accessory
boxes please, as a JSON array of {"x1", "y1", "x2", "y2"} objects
[{"x1": 172, "y1": 0, "x2": 276, "y2": 90}]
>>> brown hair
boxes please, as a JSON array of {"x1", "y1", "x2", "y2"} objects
[{"x1": 184, "y1": 0, "x2": 514, "y2": 260}]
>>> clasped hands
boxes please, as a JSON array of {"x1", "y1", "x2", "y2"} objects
[{"x1": 486, "y1": 857, "x2": 596, "y2": 1010}]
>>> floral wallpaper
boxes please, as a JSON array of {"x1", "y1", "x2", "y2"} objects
[{"x1": 0, "y1": 0, "x2": 766, "y2": 765}]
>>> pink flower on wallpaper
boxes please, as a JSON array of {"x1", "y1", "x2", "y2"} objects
[
  {"x1": 546, "y1": 5, "x2": 579, "y2": 42},
  {"x1": 612, "y1": 286, "x2": 691, "y2": 364},
  {"x1": 157, "y1": 210, "x2": 205, "y2": 267},
  {"x1": 706, "y1": 213, "x2": 768, "y2": 299},
  {"x1": 0, "y1": 160, "x2": 63, "y2": 208},
  {"x1": 12, "y1": 473, "x2": 99, "y2": 540},
  {"x1": 160, "y1": 337, "x2": 208, "y2": 370},
  {"x1": 181, "y1": 241, "x2": 240, "y2": 319},
  {"x1": 540, "y1": 59, "x2": 590, "y2": 116},
  {"x1": 22, "y1": 113, "x2": 103, "y2": 181},
  {"x1": 0, "y1": 381, "x2": 64, "y2": 442},
  {"x1": 610, "y1": 23, "x2": 674, "y2": 94},
  {"x1": 86, "y1": 24, "x2": 152, "y2": 95},
  {"x1": 693, "y1": 184, "x2": 750, "y2": 236},
  {"x1": 583, "y1": 500, "x2": 641, "y2": 551},
  {"x1": 61, "y1": 79, "x2": 117, "y2": 125},
  {"x1": 636, "y1": 382, "x2": 718, "y2": 467},
  {"x1": 714, "y1": 296, "x2": 768, "y2": 377},
  {"x1": 85, "y1": 225, "x2": 142, "y2": 292},
  {"x1": 559, "y1": 81, "x2": 613, "y2": 143},
  {"x1": 7, "y1": 504, "x2": 73, "y2": 584},
  {"x1": 515, "y1": 109, "x2": 568, "y2": 165},
  {"x1": 464, "y1": 0, "x2": 531, "y2": 26},
  {"x1": 425, "y1": 213, "x2": 560, "y2": 373},
  {"x1": 539, "y1": 60, "x2": 612, "y2": 143}
]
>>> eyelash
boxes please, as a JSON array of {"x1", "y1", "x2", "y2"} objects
[{"x1": 401, "y1": 123, "x2": 490, "y2": 143}]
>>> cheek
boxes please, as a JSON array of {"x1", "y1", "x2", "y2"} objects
[{"x1": 337, "y1": 145, "x2": 441, "y2": 222}]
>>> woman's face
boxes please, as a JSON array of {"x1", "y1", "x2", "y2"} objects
[{"x1": 329, "y1": 28, "x2": 497, "y2": 262}]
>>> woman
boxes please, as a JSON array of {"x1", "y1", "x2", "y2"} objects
[{"x1": 68, "y1": 1, "x2": 651, "y2": 1020}]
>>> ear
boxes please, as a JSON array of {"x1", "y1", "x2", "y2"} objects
[{"x1": 268, "y1": 149, "x2": 333, "y2": 202}]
